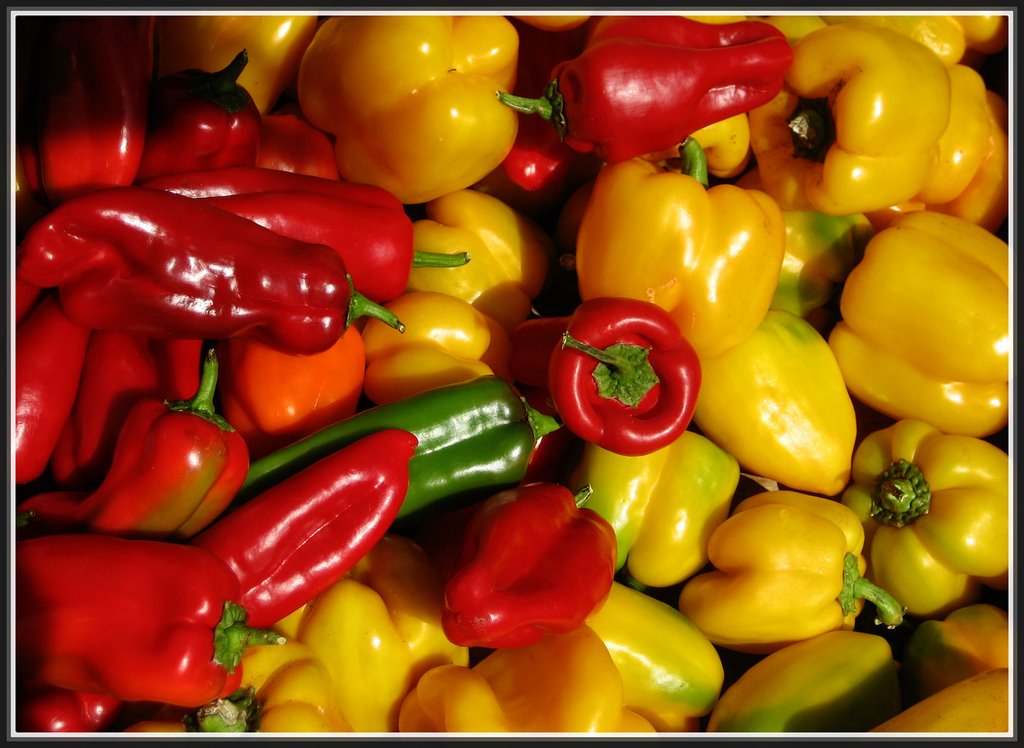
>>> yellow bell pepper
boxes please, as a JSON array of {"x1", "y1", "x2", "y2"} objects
[
  {"x1": 748, "y1": 23, "x2": 951, "y2": 215},
  {"x1": 828, "y1": 210, "x2": 1009, "y2": 438},
  {"x1": 586, "y1": 581, "x2": 724, "y2": 731},
  {"x1": 758, "y1": 14, "x2": 827, "y2": 44},
  {"x1": 822, "y1": 15, "x2": 967, "y2": 65},
  {"x1": 707, "y1": 630, "x2": 902, "y2": 732},
  {"x1": 406, "y1": 188, "x2": 553, "y2": 332},
  {"x1": 840, "y1": 418, "x2": 1009, "y2": 619},
  {"x1": 678, "y1": 490, "x2": 906, "y2": 654},
  {"x1": 155, "y1": 15, "x2": 320, "y2": 114},
  {"x1": 954, "y1": 13, "x2": 1009, "y2": 57},
  {"x1": 574, "y1": 155, "x2": 786, "y2": 361},
  {"x1": 899, "y1": 603, "x2": 1009, "y2": 706},
  {"x1": 569, "y1": 431, "x2": 740, "y2": 588},
  {"x1": 871, "y1": 668, "x2": 1009, "y2": 733},
  {"x1": 693, "y1": 310, "x2": 857, "y2": 496},
  {"x1": 296, "y1": 16, "x2": 519, "y2": 205},
  {"x1": 286, "y1": 534, "x2": 469, "y2": 732},
  {"x1": 360, "y1": 290, "x2": 512, "y2": 405},
  {"x1": 399, "y1": 626, "x2": 656, "y2": 732},
  {"x1": 645, "y1": 114, "x2": 752, "y2": 180}
]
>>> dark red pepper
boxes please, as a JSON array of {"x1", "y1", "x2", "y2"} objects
[
  {"x1": 508, "y1": 314, "x2": 572, "y2": 389},
  {"x1": 255, "y1": 103, "x2": 340, "y2": 179},
  {"x1": 518, "y1": 385, "x2": 583, "y2": 486},
  {"x1": 548, "y1": 296, "x2": 702, "y2": 457},
  {"x1": 134, "y1": 49, "x2": 262, "y2": 182},
  {"x1": 14, "y1": 278, "x2": 42, "y2": 326},
  {"x1": 15, "y1": 533, "x2": 284, "y2": 707},
  {"x1": 15, "y1": 682, "x2": 122, "y2": 733},
  {"x1": 498, "y1": 15, "x2": 792, "y2": 163},
  {"x1": 441, "y1": 482, "x2": 617, "y2": 649},
  {"x1": 191, "y1": 428, "x2": 417, "y2": 627},
  {"x1": 15, "y1": 186, "x2": 404, "y2": 355}
]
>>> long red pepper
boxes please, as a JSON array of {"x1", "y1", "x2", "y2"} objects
[{"x1": 255, "y1": 104, "x2": 341, "y2": 179}]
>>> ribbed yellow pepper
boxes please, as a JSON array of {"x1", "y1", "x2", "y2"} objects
[
  {"x1": 569, "y1": 431, "x2": 739, "y2": 587},
  {"x1": 586, "y1": 581, "x2": 724, "y2": 731},
  {"x1": 954, "y1": 14, "x2": 1009, "y2": 56},
  {"x1": 678, "y1": 490, "x2": 905, "y2": 654},
  {"x1": 840, "y1": 418, "x2": 1009, "y2": 619},
  {"x1": 828, "y1": 211, "x2": 1009, "y2": 438},
  {"x1": 872, "y1": 668, "x2": 1009, "y2": 733},
  {"x1": 296, "y1": 16, "x2": 519, "y2": 205},
  {"x1": 399, "y1": 626, "x2": 656, "y2": 732},
  {"x1": 406, "y1": 189, "x2": 554, "y2": 332},
  {"x1": 693, "y1": 310, "x2": 857, "y2": 496},
  {"x1": 360, "y1": 290, "x2": 511, "y2": 405},
  {"x1": 749, "y1": 23, "x2": 951, "y2": 215},
  {"x1": 707, "y1": 631, "x2": 902, "y2": 732},
  {"x1": 822, "y1": 15, "x2": 967, "y2": 65},
  {"x1": 574, "y1": 156, "x2": 786, "y2": 361},
  {"x1": 155, "y1": 15, "x2": 320, "y2": 114}
]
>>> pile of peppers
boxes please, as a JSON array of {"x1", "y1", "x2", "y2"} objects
[{"x1": 11, "y1": 11, "x2": 1011, "y2": 738}]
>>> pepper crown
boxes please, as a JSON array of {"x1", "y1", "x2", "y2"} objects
[
  {"x1": 836, "y1": 552, "x2": 906, "y2": 629},
  {"x1": 870, "y1": 458, "x2": 931, "y2": 527},
  {"x1": 165, "y1": 348, "x2": 235, "y2": 431},
  {"x1": 213, "y1": 601, "x2": 286, "y2": 674},
  {"x1": 345, "y1": 274, "x2": 406, "y2": 333},
  {"x1": 186, "y1": 49, "x2": 252, "y2": 114},
  {"x1": 787, "y1": 96, "x2": 834, "y2": 163},
  {"x1": 523, "y1": 397, "x2": 562, "y2": 440},
  {"x1": 561, "y1": 331, "x2": 660, "y2": 408},
  {"x1": 496, "y1": 79, "x2": 569, "y2": 139},
  {"x1": 185, "y1": 687, "x2": 259, "y2": 733}
]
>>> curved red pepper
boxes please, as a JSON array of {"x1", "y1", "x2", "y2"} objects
[
  {"x1": 498, "y1": 16, "x2": 792, "y2": 163},
  {"x1": 15, "y1": 533, "x2": 283, "y2": 707},
  {"x1": 15, "y1": 186, "x2": 404, "y2": 355},
  {"x1": 134, "y1": 49, "x2": 262, "y2": 182},
  {"x1": 441, "y1": 482, "x2": 617, "y2": 649},
  {"x1": 548, "y1": 296, "x2": 702, "y2": 457},
  {"x1": 16, "y1": 683, "x2": 122, "y2": 733},
  {"x1": 255, "y1": 104, "x2": 340, "y2": 180},
  {"x1": 191, "y1": 428, "x2": 417, "y2": 627}
]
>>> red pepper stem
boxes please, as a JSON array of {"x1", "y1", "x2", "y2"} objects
[
  {"x1": 560, "y1": 331, "x2": 660, "y2": 409},
  {"x1": 346, "y1": 274, "x2": 405, "y2": 333},
  {"x1": 165, "y1": 348, "x2": 235, "y2": 431},
  {"x1": 574, "y1": 484, "x2": 594, "y2": 508},
  {"x1": 213, "y1": 601, "x2": 285, "y2": 675},
  {"x1": 496, "y1": 90, "x2": 554, "y2": 120},
  {"x1": 188, "y1": 49, "x2": 251, "y2": 115},
  {"x1": 561, "y1": 332, "x2": 632, "y2": 369},
  {"x1": 837, "y1": 553, "x2": 906, "y2": 629},
  {"x1": 679, "y1": 137, "x2": 709, "y2": 188},
  {"x1": 411, "y1": 249, "x2": 471, "y2": 268}
]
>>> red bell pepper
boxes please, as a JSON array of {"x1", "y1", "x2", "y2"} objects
[
  {"x1": 441, "y1": 482, "x2": 617, "y2": 649},
  {"x1": 498, "y1": 15, "x2": 792, "y2": 163},
  {"x1": 15, "y1": 292, "x2": 91, "y2": 485},
  {"x1": 15, "y1": 683, "x2": 122, "y2": 733},
  {"x1": 191, "y1": 428, "x2": 417, "y2": 627},
  {"x1": 15, "y1": 533, "x2": 284, "y2": 707},
  {"x1": 15, "y1": 186, "x2": 404, "y2": 356},
  {"x1": 49, "y1": 331, "x2": 203, "y2": 489},
  {"x1": 134, "y1": 49, "x2": 262, "y2": 182},
  {"x1": 548, "y1": 296, "x2": 702, "y2": 457},
  {"x1": 509, "y1": 314, "x2": 572, "y2": 389},
  {"x1": 255, "y1": 103, "x2": 340, "y2": 179}
]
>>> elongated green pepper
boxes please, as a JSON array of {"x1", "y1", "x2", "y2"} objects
[{"x1": 238, "y1": 376, "x2": 559, "y2": 522}]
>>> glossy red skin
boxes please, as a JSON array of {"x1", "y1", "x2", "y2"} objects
[
  {"x1": 191, "y1": 429, "x2": 418, "y2": 627},
  {"x1": 14, "y1": 278, "x2": 42, "y2": 326},
  {"x1": 15, "y1": 186, "x2": 356, "y2": 356},
  {"x1": 548, "y1": 297, "x2": 702, "y2": 457},
  {"x1": 15, "y1": 534, "x2": 245, "y2": 706},
  {"x1": 441, "y1": 482, "x2": 617, "y2": 649},
  {"x1": 15, "y1": 293, "x2": 91, "y2": 484},
  {"x1": 508, "y1": 315, "x2": 571, "y2": 389},
  {"x1": 16, "y1": 683, "x2": 122, "y2": 733},
  {"x1": 256, "y1": 107, "x2": 340, "y2": 180}
]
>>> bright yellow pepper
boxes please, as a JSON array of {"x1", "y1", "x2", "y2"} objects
[
  {"x1": 828, "y1": 210, "x2": 1009, "y2": 438},
  {"x1": 360, "y1": 290, "x2": 512, "y2": 405},
  {"x1": 841, "y1": 418, "x2": 1009, "y2": 619},
  {"x1": 822, "y1": 15, "x2": 967, "y2": 65},
  {"x1": 406, "y1": 188, "x2": 554, "y2": 332},
  {"x1": 569, "y1": 431, "x2": 739, "y2": 588},
  {"x1": 748, "y1": 23, "x2": 952, "y2": 215},
  {"x1": 953, "y1": 14, "x2": 1009, "y2": 56},
  {"x1": 586, "y1": 581, "x2": 724, "y2": 731},
  {"x1": 399, "y1": 626, "x2": 656, "y2": 732},
  {"x1": 155, "y1": 15, "x2": 319, "y2": 114},
  {"x1": 574, "y1": 156, "x2": 786, "y2": 361},
  {"x1": 758, "y1": 14, "x2": 827, "y2": 44},
  {"x1": 645, "y1": 114, "x2": 752, "y2": 180},
  {"x1": 297, "y1": 16, "x2": 519, "y2": 205},
  {"x1": 693, "y1": 310, "x2": 857, "y2": 496},
  {"x1": 678, "y1": 490, "x2": 906, "y2": 654},
  {"x1": 871, "y1": 668, "x2": 1009, "y2": 733}
]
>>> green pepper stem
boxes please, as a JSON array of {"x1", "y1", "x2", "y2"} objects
[
  {"x1": 346, "y1": 274, "x2": 405, "y2": 333},
  {"x1": 561, "y1": 332, "x2": 633, "y2": 370},
  {"x1": 16, "y1": 510, "x2": 35, "y2": 528},
  {"x1": 166, "y1": 348, "x2": 235, "y2": 431},
  {"x1": 185, "y1": 687, "x2": 258, "y2": 733},
  {"x1": 837, "y1": 553, "x2": 906, "y2": 628},
  {"x1": 496, "y1": 90, "x2": 554, "y2": 120},
  {"x1": 411, "y1": 249, "x2": 471, "y2": 268},
  {"x1": 870, "y1": 459, "x2": 931, "y2": 528},
  {"x1": 574, "y1": 484, "x2": 594, "y2": 508},
  {"x1": 679, "y1": 137, "x2": 709, "y2": 188},
  {"x1": 523, "y1": 398, "x2": 561, "y2": 440},
  {"x1": 213, "y1": 601, "x2": 286, "y2": 675},
  {"x1": 189, "y1": 49, "x2": 251, "y2": 114},
  {"x1": 560, "y1": 331, "x2": 660, "y2": 409}
]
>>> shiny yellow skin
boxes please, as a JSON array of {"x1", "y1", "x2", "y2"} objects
[
  {"x1": 360, "y1": 290, "x2": 511, "y2": 405},
  {"x1": 841, "y1": 419, "x2": 1009, "y2": 619},
  {"x1": 297, "y1": 16, "x2": 519, "y2": 205},
  {"x1": 575, "y1": 157, "x2": 786, "y2": 361},
  {"x1": 750, "y1": 23, "x2": 952, "y2": 216},
  {"x1": 645, "y1": 114, "x2": 752, "y2": 179},
  {"x1": 872, "y1": 668, "x2": 1009, "y2": 733},
  {"x1": 285, "y1": 534, "x2": 469, "y2": 732},
  {"x1": 759, "y1": 14, "x2": 827, "y2": 43},
  {"x1": 694, "y1": 310, "x2": 857, "y2": 496},
  {"x1": 954, "y1": 14, "x2": 1009, "y2": 55},
  {"x1": 828, "y1": 210, "x2": 1009, "y2": 438},
  {"x1": 570, "y1": 431, "x2": 739, "y2": 587},
  {"x1": 408, "y1": 189, "x2": 553, "y2": 332},
  {"x1": 586, "y1": 582, "x2": 724, "y2": 731},
  {"x1": 678, "y1": 490, "x2": 869, "y2": 654},
  {"x1": 707, "y1": 631, "x2": 901, "y2": 732},
  {"x1": 400, "y1": 626, "x2": 655, "y2": 732},
  {"x1": 822, "y1": 15, "x2": 967, "y2": 65},
  {"x1": 155, "y1": 15, "x2": 319, "y2": 114}
]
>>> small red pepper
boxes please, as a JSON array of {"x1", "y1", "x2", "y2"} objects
[
  {"x1": 498, "y1": 15, "x2": 792, "y2": 163},
  {"x1": 134, "y1": 49, "x2": 262, "y2": 182},
  {"x1": 441, "y1": 482, "x2": 617, "y2": 649},
  {"x1": 255, "y1": 103, "x2": 341, "y2": 180},
  {"x1": 15, "y1": 533, "x2": 284, "y2": 707},
  {"x1": 15, "y1": 682, "x2": 122, "y2": 733},
  {"x1": 191, "y1": 428, "x2": 417, "y2": 627},
  {"x1": 15, "y1": 186, "x2": 404, "y2": 356},
  {"x1": 548, "y1": 296, "x2": 702, "y2": 457}
]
